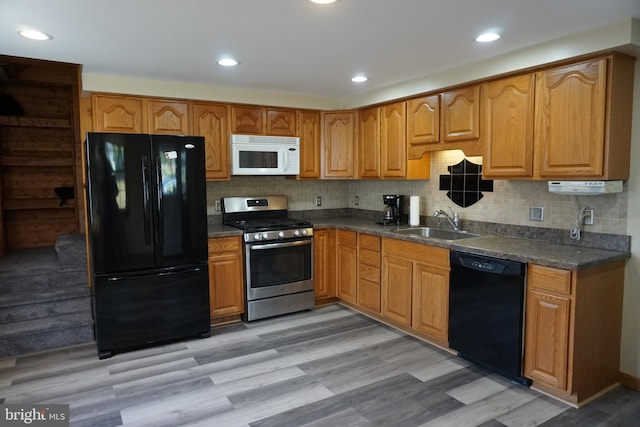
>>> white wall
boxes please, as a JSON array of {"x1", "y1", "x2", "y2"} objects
[{"x1": 621, "y1": 57, "x2": 640, "y2": 378}]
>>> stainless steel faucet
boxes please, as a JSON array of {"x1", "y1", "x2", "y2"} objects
[{"x1": 433, "y1": 208, "x2": 460, "y2": 230}]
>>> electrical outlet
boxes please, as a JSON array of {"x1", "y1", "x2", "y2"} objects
[
  {"x1": 214, "y1": 200, "x2": 221, "y2": 212},
  {"x1": 529, "y1": 206, "x2": 544, "y2": 222},
  {"x1": 584, "y1": 209, "x2": 594, "y2": 225},
  {"x1": 354, "y1": 195, "x2": 359, "y2": 206},
  {"x1": 315, "y1": 195, "x2": 322, "y2": 207}
]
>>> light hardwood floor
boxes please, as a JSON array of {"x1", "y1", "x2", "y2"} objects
[{"x1": 1, "y1": 305, "x2": 639, "y2": 426}]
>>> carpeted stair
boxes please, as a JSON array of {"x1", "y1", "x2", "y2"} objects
[{"x1": 0, "y1": 234, "x2": 94, "y2": 358}]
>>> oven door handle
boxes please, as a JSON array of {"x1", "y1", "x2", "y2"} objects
[{"x1": 248, "y1": 239, "x2": 312, "y2": 251}]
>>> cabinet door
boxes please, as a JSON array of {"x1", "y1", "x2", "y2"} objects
[
  {"x1": 231, "y1": 106, "x2": 264, "y2": 134},
  {"x1": 524, "y1": 290, "x2": 570, "y2": 390},
  {"x1": 358, "y1": 107, "x2": 381, "y2": 178},
  {"x1": 381, "y1": 254, "x2": 413, "y2": 326},
  {"x1": 193, "y1": 103, "x2": 229, "y2": 180},
  {"x1": 148, "y1": 100, "x2": 190, "y2": 135},
  {"x1": 336, "y1": 230, "x2": 357, "y2": 303},
  {"x1": 313, "y1": 229, "x2": 336, "y2": 300},
  {"x1": 381, "y1": 101, "x2": 406, "y2": 178},
  {"x1": 92, "y1": 94, "x2": 146, "y2": 133},
  {"x1": 412, "y1": 262, "x2": 449, "y2": 341},
  {"x1": 407, "y1": 95, "x2": 439, "y2": 159},
  {"x1": 323, "y1": 112, "x2": 355, "y2": 178},
  {"x1": 482, "y1": 74, "x2": 535, "y2": 178},
  {"x1": 266, "y1": 108, "x2": 297, "y2": 136},
  {"x1": 208, "y1": 237, "x2": 244, "y2": 318},
  {"x1": 298, "y1": 111, "x2": 322, "y2": 178},
  {"x1": 441, "y1": 85, "x2": 480, "y2": 142},
  {"x1": 535, "y1": 59, "x2": 606, "y2": 177}
]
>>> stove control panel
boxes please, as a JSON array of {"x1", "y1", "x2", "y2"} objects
[{"x1": 244, "y1": 227, "x2": 313, "y2": 243}]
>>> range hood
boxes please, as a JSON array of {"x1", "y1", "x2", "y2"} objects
[{"x1": 548, "y1": 181, "x2": 623, "y2": 195}]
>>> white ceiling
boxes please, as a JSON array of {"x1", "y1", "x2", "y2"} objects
[{"x1": 1, "y1": 0, "x2": 640, "y2": 105}]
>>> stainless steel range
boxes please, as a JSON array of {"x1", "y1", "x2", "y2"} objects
[{"x1": 222, "y1": 195, "x2": 314, "y2": 321}]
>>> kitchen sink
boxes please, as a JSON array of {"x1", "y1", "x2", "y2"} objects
[{"x1": 393, "y1": 227, "x2": 480, "y2": 240}]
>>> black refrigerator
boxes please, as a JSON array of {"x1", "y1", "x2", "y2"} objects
[{"x1": 85, "y1": 132, "x2": 210, "y2": 359}]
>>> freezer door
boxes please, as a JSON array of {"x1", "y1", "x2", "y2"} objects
[
  {"x1": 150, "y1": 135, "x2": 208, "y2": 267},
  {"x1": 86, "y1": 133, "x2": 156, "y2": 274},
  {"x1": 93, "y1": 264, "x2": 210, "y2": 358}
]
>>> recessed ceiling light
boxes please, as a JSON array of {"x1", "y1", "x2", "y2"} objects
[
  {"x1": 18, "y1": 29, "x2": 52, "y2": 41},
  {"x1": 351, "y1": 75, "x2": 368, "y2": 83},
  {"x1": 310, "y1": 0, "x2": 337, "y2": 4},
  {"x1": 217, "y1": 58, "x2": 238, "y2": 67},
  {"x1": 475, "y1": 32, "x2": 500, "y2": 43}
]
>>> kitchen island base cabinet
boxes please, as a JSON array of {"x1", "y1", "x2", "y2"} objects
[
  {"x1": 524, "y1": 261, "x2": 625, "y2": 406},
  {"x1": 208, "y1": 237, "x2": 244, "y2": 323}
]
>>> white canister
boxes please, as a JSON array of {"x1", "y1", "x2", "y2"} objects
[{"x1": 409, "y1": 196, "x2": 420, "y2": 226}]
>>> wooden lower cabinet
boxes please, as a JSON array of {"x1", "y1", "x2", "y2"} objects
[
  {"x1": 381, "y1": 253, "x2": 413, "y2": 326},
  {"x1": 207, "y1": 236, "x2": 244, "y2": 319},
  {"x1": 336, "y1": 230, "x2": 357, "y2": 303},
  {"x1": 524, "y1": 261, "x2": 625, "y2": 405},
  {"x1": 412, "y1": 262, "x2": 449, "y2": 341},
  {"x1": 313, "y1": 228, "x2": 336, "y2": 301},
  {"x1": 381, "y1": 238, "x2": 449, "y2": 338},
  {"x1": 357, "y1": 234, "x2": 381, "y2": 313}
]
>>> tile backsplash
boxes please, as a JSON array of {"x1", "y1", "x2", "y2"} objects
[{"x1": 206, "y1": 150, "x2": 627, "y2": 236}]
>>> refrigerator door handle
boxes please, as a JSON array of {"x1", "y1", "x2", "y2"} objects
[
  {"x1": 141, "y1": 156, "x2": 152, "y2": 246},
  {"x1": 155, "y1": 156, "x2": 164, "y2": 245}
]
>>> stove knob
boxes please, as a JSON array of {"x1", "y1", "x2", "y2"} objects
[
  {"x1": 254, "y1": 233, "x2": 261, "y2": 240},
  {"x1": 301, "y1": 229, "x2": 307, "y2": 235},
  {"x1": 262, "y1": 233, "x2": 269, "y2": 240},
  {"x1": 293, "y1": 230, "x2": 300, "y2": 236},
  {"x1": 278, "y1": 231, "x2": 285, "y2": 238}
]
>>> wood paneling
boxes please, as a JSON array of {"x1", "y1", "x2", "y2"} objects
[{"x1": 0, "y1": 56, "x2": 81, "y2": 251}]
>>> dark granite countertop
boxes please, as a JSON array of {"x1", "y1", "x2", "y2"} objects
[
  {"x1": 208, "y1": 216, "x2": 629, "y2": 270},
  {"x1": 308, "y1": 217, "x2": 629, "y2": 270}
]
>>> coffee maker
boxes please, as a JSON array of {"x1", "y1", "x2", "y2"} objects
[{"x1": 377, "y1": 194, "x2": 404, "y2": 225}]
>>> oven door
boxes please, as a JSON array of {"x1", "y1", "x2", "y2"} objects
[{"x1": 245, "y1": 238, "x2": 313, "y2": 300}]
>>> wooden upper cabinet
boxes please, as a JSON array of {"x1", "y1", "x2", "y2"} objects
[
  {"x1": 231, "y1": 106, "x2": 297, "y2": 136},
  {"x1": 441, "y1": 85, "x2": 480, "y2": 143},
  {"x1": 298, "y1": 111, "x2": 322, "y2": 178},
  {"x1": 482, "y1": 74, "x2": 535, "y2": 178},
  {"x1": 323, "y1": 111, "x2": 355, "y2": 178},
  {"x1": 380, "y1": 101, "x2": 406, "y2": 178},
  {"x1": 266, "y1": 108, "x2": 297, "y2": 136},
  {"x1": 92, "y1": 94, "x2": 146, "y2": 133},
  {"x1": 534, "y1": 59, "x2": 606, "y2": 178},
  {"x1": 358, "y1": 107, "x2": 381, "y2": 178},
  {"x1": 147, "y1": 100, "x2": 190, "y2": 135},
  {"x1": 231, "y1": 106, "x2": 264, "y2": 134},
  {"x1": 483, "y1": 54, "x2": 634, "y2": 180},
  {"x1": 407, "y1": 95, "x2": 439, "y2": 159},
  {"x1": 193, "y1": 102, "x2": 229, "y2": 180}
]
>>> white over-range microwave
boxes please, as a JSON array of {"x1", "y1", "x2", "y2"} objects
[{"x1": 230, "y1": 134, "x2": 300, "y2": 175}]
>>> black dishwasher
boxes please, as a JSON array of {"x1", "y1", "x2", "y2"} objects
[{"x1": 449, "y1": 251, "x2": 531, "y2": 385}]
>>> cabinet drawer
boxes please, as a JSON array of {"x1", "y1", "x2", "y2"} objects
[
  {"x1": 359, "y1": 263, "x2": 380, "y2": 283},
  {"x1": 337, "y1": 229, "x2": 357, "y2": 246},
  {"x1": 359, "y1": 248, "x2": 381, "y2": 268},
  {"x1": 208, "y1": 236, "x2": 242, "y2": 256},
  {"x1": 358, "y1": 279, "x2": 381, "y2": 313},
  {"x1": 359, "y1": 233, "x2": 381, "y2": 251},
  {"x1": 528, "y1": 264, "x2": 572, "y2": 295}
]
